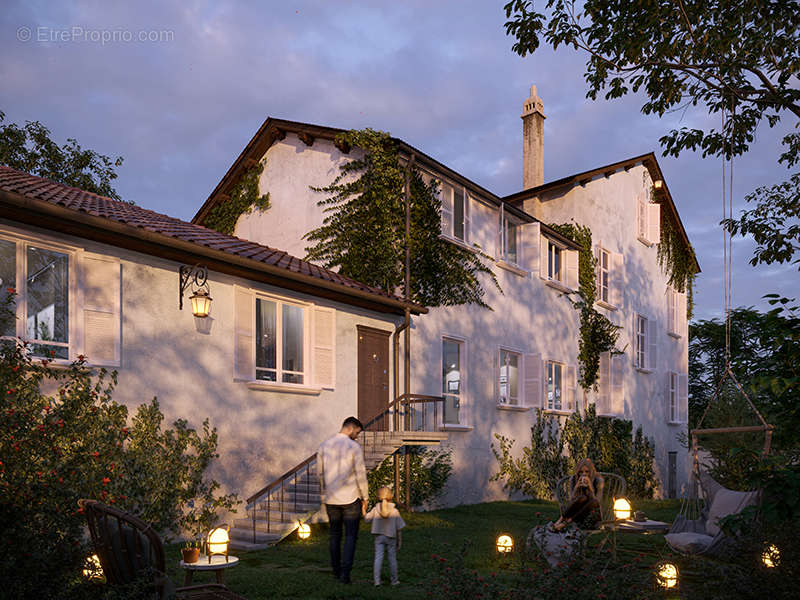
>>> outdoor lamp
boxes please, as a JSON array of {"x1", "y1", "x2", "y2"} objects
[
  {"x1": 82, "y1": 554, "x2": 104, "y2": 581},
  {"x1": 189, "y1": 288, "x2": 212, "y2": 318},
  {"x1": 297, "y1": 522, "x2": 311, "y2": 540},
  {"x1": 613, "y1": 497, "x2": 632, "y2": 520},
  {"x1": 762, "y1": 544, "x2": 779, "y2": 568},
  {"x1": 496, "y1": 534, "x2": 514, "y2": 554},
  {"x1": 207, "y1": 525, "x2": 230, "y2": 563},
  {"x1": 655, "y1": 562, "x2": 678, "y2": 589},
  {"x1": 653, "y1": 179, "x2": 664, "y2": 189}
]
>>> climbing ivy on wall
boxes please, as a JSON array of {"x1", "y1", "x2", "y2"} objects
[
  {"x1": 549, "y1": 223, "x2": 621, "y2": 391},
  {"x1": 203, "y1": 160, "x2": 270, "y2": 235},
  {"x1": 652, "y1": 185, "x2": 699, "y2": 319}
]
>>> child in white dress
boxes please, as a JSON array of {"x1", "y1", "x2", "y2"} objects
[{"x1": 364, "y1": 486, "x2": 405, "y2": 586}]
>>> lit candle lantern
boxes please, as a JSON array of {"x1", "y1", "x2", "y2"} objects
[
  {"x1": 298, "y1": 522, "x2": 311, "y2": 540},
  {"x1": 190, "y1": 289, "x2": 212, "y2": 318},
  {"x1": 656, "y1": 563, "x2": 678, "y2": 589},
  {"x1": 496, "y1": 534, "x2": 513, "y2": 554},
  {"x1": 207, "y1": 525, "x2": 230, "y2": 563},
  {"x1": 762, "y1": 544, "x2": 779, "y2": 568},
  {"x1": 83, "y1": 554, "x2": 104, "y2": 581},
  {"x1": 613, "y1": 497, "x2": 632, "y2": 520}
]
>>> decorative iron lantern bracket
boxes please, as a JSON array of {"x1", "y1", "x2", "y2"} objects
[{"x1": 179, "y1": 264, "x2": 209, "y2": 310}]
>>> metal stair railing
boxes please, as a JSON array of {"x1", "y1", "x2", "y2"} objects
[{"x1": 243, "y1": 393, "x2": 445, "y2": 545}]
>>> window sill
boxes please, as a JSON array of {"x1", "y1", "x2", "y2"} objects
[
  {"x1": 440, "y1": 424, "x2": 473, "y2": 432},
  {"x1": 635, "y1": 367, "x2": 654, "y2": 374},
  {"x1": 543, "y1": 279, "x2": 574, "y2": 294},
  {"x1": 496, "y1": 403, "x2": 530, "y2": 412},
  {"x1": 543, "y1": 409, "x2": 575, "y2": 416},
  {"x1": 667, "y1": 421, "x2": 685, "y2": 426},
  {"x1": 637, "y1": 236, "x2": 654, "y2": 247},
  {"x1": 439, "y1": 235, "x2": 478, "y2": 254},
  {"x1": 246, "y1": 380, "x2": 322, "y2": 395},
  {"x1": 596, "y1": 412, "x2": 622, "y2": 418},
  {"x1": 667, "y1": 331, "x2": 681, "y2": 339},
  {"x1": 496, "y1": 261, "x2": 528, "y2": 277},
  {"x1": 596, "y1": 300, "x2": 618, "y2": 311}
]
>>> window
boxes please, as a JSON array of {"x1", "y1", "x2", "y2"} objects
[
  {"x1": 547, "y1": 242, "x2": 561, "y2": 282},
  {"x1": 500, "y1": 214, "x2": 520, "y2": 266},
  {"x1": 665, "y1": 371, "x2": 688, "y2": 423},
  {"x1": 442, "y1": 338, "x2": 463, "y2": 424},
  {"x1": 634, "y1": 313, "x2": 657, "y2": 372},
  {"x1": 539, "y1": 236, "x2": 579, "y2": 290},
  {"x1": 0, "y1": 236, "x2": 70, "y2": 359},
  {"x1": 636, "y1": 198, "x2": 661, "y2": 245},
  {"x1": 667, "y1": 372, "x2": 678, "y2": 423},
  {"x1": 666, "y1": 287, "x2": 685, "y2": 337},
  {"x1": 546, "y1": 361, "x2": 563, "y2": 411},
  {"x1": 597, "y1": 352, "x2": 624, "y2": 415},
  {"x1": 439, "y1": 180, "x2": 469, "y2": 243},
  {"x1": 498, "y1": 349, "x2": 520, "y2": 405},
  {"x1": 597, "y1": 248, "x2": 610, "y2": 304},
  {"x1": 255, "y1": 297, "x2": 306, "y2": 384}
]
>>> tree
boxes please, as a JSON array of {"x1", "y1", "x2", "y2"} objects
[
  {"x1": 503, "y1": 1, "x2": 800, "y2": 267},
  {"x1": 0, "y1": 110, "x2": 124, "y2": 201},
  {"x1": 304, "y1": 128, "x2": 499, "y2": 308}
]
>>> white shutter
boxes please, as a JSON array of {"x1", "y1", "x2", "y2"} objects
[
  {"x1": 522, "y1": 222, "x2": 540, "y2": 274},
  {"x1": 565, "y1": 249, "x2": 579, "y2": 291},
  {"x1": 597, "y1": 352, "x2": 610, "y2": 415},
  {"x1": 647, "y1": 203, "x2": 661, "y2": 244},
  {"x1": 611, "y1": 354, "x2": 624, "y2": 414},
  {"x1": 464, "y1": 194, "x2": 472, "y2": 244},
  {"x1": 440, "y1": 182, "x2": 453, "y2": 238},
  {"x1": 678, "y1": 373, "x2": 689, "y2": 423},
  {"x1": 312, "y1": 306, "x2": 336, "y2": 388},
  {"x1": 667, "y1": 288, "x2": 676, "y2": 335},
  {"x1": 523, "y1": 353, "x2": 542, "y2": 408},
  {"x1": 632, "y1": 313, "x2": 639, "y2": 367},
  {"x1": 497, "y1": 204, "x2": 504, "y2": 260},
  {"x1": 539, "y1": 236, "x2": 549, "y2": 279},
  {"x1": 234, "y1": 287, "x2": 254, "y2": 380},
  {"x1": 611, "y1": 252, "x2": 624, "y2": 308},
  {"x1": 594, "y1": 245, "x2": 602, "y2": 299},
  {"x1": 678, "y1": 291, "x2": 688, "y2": 337},
  {"x1": 566, "y1": 365, "x2": 577, "y2": 411},
  {"x1": 637, "y1": 198, "x2": 645, "y2": 240},
  {"x1": 81, "y1": 253, "x2": 120, "y2": 366},
  {"x1": 648, "y1": 317, "x2": 658, "y2": 371},
  {"x1": 665, "y1": 372, "x2": 673, "y2": 423}
]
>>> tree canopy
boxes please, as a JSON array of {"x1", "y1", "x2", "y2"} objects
[
  {"x1": 304, "y1": 128, "x2": 499, "y2": 308},
  {"x1": 0, "y1": 110, "x2": 124, "y2": 200}
]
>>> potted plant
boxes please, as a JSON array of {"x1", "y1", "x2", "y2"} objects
[{"x1": 181, "y1": 540, "x2": 200, "y2": 564}]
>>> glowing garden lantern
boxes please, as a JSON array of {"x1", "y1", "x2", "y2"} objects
[
  {"x1": 613, "y1": 497, "x2": 632, "y2": 520},
  {"x1": 496, "y1": 534, "x2": 514, "y2": 554},
  {"x1": 762, "y1": 544, "x2": 779, "y2": 568},
  {"x1": 190, "y1": 289, "x2": 212, "y2": 318},
  {"x1": 656, "y1": 563, "x2": 678, "y2": 589},
  {"x1": 297, "y1": 522, "x2": 311, "y2": 540},
  {"x1": 207, "y1": 525, "x2": 230, "y2": 563},
  {"x1": 82, "y1": 554, "x2": 104, "y2": 581}
]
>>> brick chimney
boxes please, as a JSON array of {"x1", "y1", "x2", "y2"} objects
[{"x1": 521, "y1": 84, "x2": 546, "y2": 189}]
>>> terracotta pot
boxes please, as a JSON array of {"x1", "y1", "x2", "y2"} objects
[{"x1": 182, "y1": 548, "x2": 200, "y2": 564}]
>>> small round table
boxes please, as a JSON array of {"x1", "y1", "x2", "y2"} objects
[{"x1": 180, "y1": 555, "x2": 239, "y2": 586}]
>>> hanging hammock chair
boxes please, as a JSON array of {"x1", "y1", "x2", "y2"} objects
[{"x1": 665, "y1": 102, "x2": 775, "y2": 556}]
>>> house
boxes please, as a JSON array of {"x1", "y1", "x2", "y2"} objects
[
  {"x1": 193, "y1": 85, "x2": 699, "y2": 506},
  {"x1": 0, "y1": 164, "x2": 447, "y2": 549}
]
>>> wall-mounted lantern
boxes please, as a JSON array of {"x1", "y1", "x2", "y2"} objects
[
  {"x1": 179, "y1": 264, "x2": 212, "y2": 318},
  {"x1": 653, "y1": 179, "x2": 664, "y2": 189}
]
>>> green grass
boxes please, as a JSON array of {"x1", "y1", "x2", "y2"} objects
[{"x1": 165, "y1": 499, "x2": 683, "y2": 599}]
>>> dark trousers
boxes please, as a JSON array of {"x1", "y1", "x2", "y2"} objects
[
  {"x1": 563, "y1": 494, "x2": 600, "y2": 526},
  {"x1": 325, "y1": 500, "x2": 361, "y2": 579}
]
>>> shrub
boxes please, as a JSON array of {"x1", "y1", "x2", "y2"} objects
[
  {"x1": 0, "y1": 293, "x2": 239, "y2": 597},
  {"x1": 368, "y1": 446, "x2": 452, "y2": 507}
]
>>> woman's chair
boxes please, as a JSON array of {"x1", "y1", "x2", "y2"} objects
[
  {"x1": 554, "y1": 471, "x2": 626, "y2": 526},
  {"x1": 79, "y1": 499, "x2": 247, "y2": 599}
]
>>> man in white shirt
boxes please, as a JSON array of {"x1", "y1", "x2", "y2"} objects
[{"x1": 317, "y1": 416, "x2": 368, "y2": 584}]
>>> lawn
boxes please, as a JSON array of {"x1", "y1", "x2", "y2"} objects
[{"x1": 165, "y1": 499, "x2": 683, "y2": 599}]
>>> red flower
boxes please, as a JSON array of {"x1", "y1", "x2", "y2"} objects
[
  {"x1": 102, "y1": 477, "x2": 110, "y2": 485},
  {"x1": 92, "y1": 451, "x2": 99, "y2": 458},
  {"x1": 6, "y1": 287, "x2": 14, "y2": 294}
]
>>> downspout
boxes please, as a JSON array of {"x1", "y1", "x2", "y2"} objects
[{"x1": 403, "y1": 153, "x2": 415, "y2": 510}]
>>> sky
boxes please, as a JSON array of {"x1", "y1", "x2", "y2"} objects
[{"x1": 1, "y1": 0, "x2": 796, "y2": 321}]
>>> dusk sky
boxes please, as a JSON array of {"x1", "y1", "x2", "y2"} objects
[{"x1": 2, "y1": 1, "x2": 796, "y2": 321}]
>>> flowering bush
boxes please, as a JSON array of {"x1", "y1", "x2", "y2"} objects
[{"x1": 0, "y1": 293, "x2": 239, "y2": 598}]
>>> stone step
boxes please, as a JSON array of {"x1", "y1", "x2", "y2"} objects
[{"x1": 229, "y1": 528, "x2": 285, "y2": 545}]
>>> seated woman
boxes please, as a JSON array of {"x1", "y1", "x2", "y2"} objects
[{"x1": 552, "y1": 458, "x2": 604, "y2": 531}]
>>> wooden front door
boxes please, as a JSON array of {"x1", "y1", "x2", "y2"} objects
[{"x1": 357, "y1": 325, "x2": 391, "y2": 431}]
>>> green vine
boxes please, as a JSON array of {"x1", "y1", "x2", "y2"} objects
[
  {"x1": 204, "y1": 160, "x2": 270, "y2": 235},
  {"x1": 652, "y1": 185, "x2": 699, "y2": 319},
  {"x1": 549, "y1": 223, "x2": 621, "y2": 391}
]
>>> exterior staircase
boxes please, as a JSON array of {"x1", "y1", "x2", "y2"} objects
[{"x1": 230, "y1": 396, "x2": 449, "y2": 551}]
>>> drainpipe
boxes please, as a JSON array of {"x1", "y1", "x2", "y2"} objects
[{"x1": 403, "y1": 153, "x2": 415, "y2": 510}]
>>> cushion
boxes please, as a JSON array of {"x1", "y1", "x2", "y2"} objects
[
  {"x1": 665, "y1": 532, "x2": 714, "y2": 554},
  {"x1": 705, "y1": 488, "x2": 758, "y2": 537}
]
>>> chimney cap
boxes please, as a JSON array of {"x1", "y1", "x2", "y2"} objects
[{"x1": 522, "y1": 83, "x2": 545, "y2": 118}]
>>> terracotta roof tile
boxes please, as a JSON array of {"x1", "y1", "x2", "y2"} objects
[{"x1": 0, "y1": 165, "x2": 408, "y2": 305}]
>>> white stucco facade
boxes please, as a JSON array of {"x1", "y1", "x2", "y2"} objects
[{"x1": 232, "y1": 127, "x2": 692, "y2": 504}]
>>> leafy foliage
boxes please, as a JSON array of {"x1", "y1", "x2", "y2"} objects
[
  {"x1": 368, "y1": 446, "x2": 453, "y2": 508},
  {"x1": 548, "y1": 223, "x2": 621, "y2": 390},
  {"x1": 304, "y1": 128, "x2": 500, "y2": 308},
  {"x1": 203, "y1": 159, "x2": 271, "y2": 235},
  {"x1": 0, "y1": 110, "x2": 124, "y2": 201},
  {"x1": 493, "y1": 406, "x2": 658, "y2": 500},
  {"x1": 0, "y1": 293, "x2": 239, "y2": 597}
]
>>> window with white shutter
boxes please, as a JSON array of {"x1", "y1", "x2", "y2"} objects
[
  {"x1": 637, "y1": 198, "x2": 661, "y2": 246},
  {"x1": 438, "y1": 179, "x2": 470, "y2": 243},
  {"x1": 498, "y1": 349, "x2": 521, "y2": 405},
  {"x1": 597, "y1": 351, "x2": 624, "y2": 416},
  {"x1": 81, "y1": 253, "x2": 120, "y2": 366},
  {"x1": 233, "y1": 287, "x2": 254, "y2": 380},
  {"x1": 312, "y1": 306, "x2": 336, "y2": 388},
  {"x1": 666, "y1": 371, "x2": 678, "y2": 423},
  {"x1": 439, "y1": 181, "x2": 453, "y2": 239},
  {"x1": 596, "y1": 246, "x2": 623, "y2": 310},
  {"x1": 678, "y1": 373, "x2": 689, "y2": 424},
  {"x1": 522, "y1": 352, "x2": 542, "y2": 408},
  {"x1": 521, "y1": 222, "x2": 540, "y2": 274},
  {"x1": 499, "y1": 207, "x2": 521, "y2": 266}
]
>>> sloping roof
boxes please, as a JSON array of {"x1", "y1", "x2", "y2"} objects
[
  {"x1": 191, "y1": 116, "x2": 579, "y2": 250},
  {"x1": 503, "y1": 153, "x2": 700, "y2": 273},
  {"x1": 0, "y1": 165, "x2": 425, "y2": 315}
]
